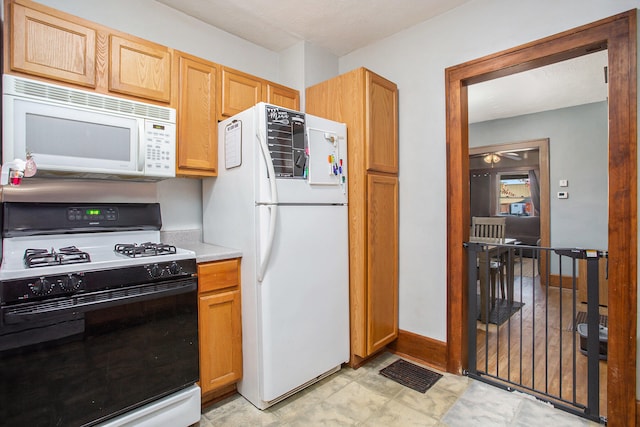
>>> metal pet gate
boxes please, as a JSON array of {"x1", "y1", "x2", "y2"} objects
[{"x1": 464, "y1": 242, "x2": 607, "y2": 423}]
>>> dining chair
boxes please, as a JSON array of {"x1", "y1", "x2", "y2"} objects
[
  {"x1": 470, "y1": 216, "x2": 508, "y2": 307},
  {"x1": 470, "y1": 216, "x2": 506, "y2": 244}
]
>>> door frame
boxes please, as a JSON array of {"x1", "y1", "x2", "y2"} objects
[{"x1": 445, "y1": 10, "x2": 637, "y2": 425}]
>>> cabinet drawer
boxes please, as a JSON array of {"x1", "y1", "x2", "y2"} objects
[{"x1": 198, "y1": 259, "x2": 240, "y2": 293}]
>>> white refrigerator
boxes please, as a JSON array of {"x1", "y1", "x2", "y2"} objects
[{"x1": 202, "y1": 103, "x2": 349, "y2": 409}]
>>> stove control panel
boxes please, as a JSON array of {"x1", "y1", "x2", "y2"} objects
[
  {"x1": 26, "y1": 273, "x2": 86, "y2": 297},
  {"x1": 67, "y1": 207, "x2": 118, "y2": 222},
  {"x1": 145, "y1": 261, "x2": 185, "y2": 278},
  {"x1": 0, "y1": 259, "x2": 196, "y2": 304}
]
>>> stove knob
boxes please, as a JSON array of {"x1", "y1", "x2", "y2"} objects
[
  {"x1": 61, "y1": 275, "x2": 81, "y2": 291},
  {"x1": 168, "y1": 262, "x2": 182, "y2": 275},
  {"x1": 31, "y1": 278, "x2": 51, "y2": 295},
  {"x1": 149, "y1": 264, "x2": 163, "y2": 278}
]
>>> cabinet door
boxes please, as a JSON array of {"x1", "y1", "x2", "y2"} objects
[
  {"x1": 366, "y1": 72, "x2": 398, "y2": 173},
  {"x1": 266, "y1": 82, "x2": 300, "y2": 111},
  {"x1": 220, "y1": 67, "x2": 262, "y2": 118},
  {"x1": 199, "y1": 289, "x2": 242, "y2": 394},
  {"x1": 109, "y1": 35, "x2": 171, "y2": 102},
  {"x1": 366, "y1": 174, "x2": 399, "y2": 354},
  {"x1": 9, "y1": 2, "x2": 97, "y2": 87},
  {"x1": 176, "y1": 54, "x2": 218, "y2": 176}
]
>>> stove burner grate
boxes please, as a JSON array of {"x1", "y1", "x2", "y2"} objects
[
  {"x1": 114, "y1": 242, "x2": 177, "y2": 258},
  {"x1": 24, "y1": 246, "x2": 91, "y2": 268}
]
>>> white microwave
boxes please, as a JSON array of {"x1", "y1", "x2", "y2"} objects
[{"x1": 2, "y1": 75, "x2": 176, "y2": 180}]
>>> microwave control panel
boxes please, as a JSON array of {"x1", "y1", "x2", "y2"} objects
[{"x1": 143, "y1": 121, "x2": 176, "y2": 177}]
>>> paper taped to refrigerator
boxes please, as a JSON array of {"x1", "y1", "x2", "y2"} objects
[{"x1": 225, "y1": 120, "x2": 242, "y2": 169}]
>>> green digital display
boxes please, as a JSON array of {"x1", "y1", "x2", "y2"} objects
[
  {"x1": 86, "y1": 209, "x2": 101, "y2": 216},
  {"x1": 153, "y1": 124, "x2": 165, "y2": 130}
]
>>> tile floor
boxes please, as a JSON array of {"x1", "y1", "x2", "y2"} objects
[{"x1": 198, "y1": 352, "x2": 600, "y2": 426}]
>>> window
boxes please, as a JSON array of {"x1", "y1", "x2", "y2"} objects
[{"x1": 499, "y1": 173, "x2": 531, "y2": 216}]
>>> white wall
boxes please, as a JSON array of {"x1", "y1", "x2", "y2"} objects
[
  {"x1": 302, "y1": 43, "x2": 340, "y2": 110},
  {"x1": 338, "y1": 0, "x2": 639, "y2": 342}
]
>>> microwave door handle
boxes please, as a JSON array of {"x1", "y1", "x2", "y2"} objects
[{"x1": 137, "y1": 121, "x2": 146, "y2": 172}]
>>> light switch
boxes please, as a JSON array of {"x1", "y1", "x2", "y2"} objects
[
  {"x1": 559, "y1": 179, "x2": 568, "y2": 187},
  {"x1": 557, "y1": 191, "x2": 568, "y2": 199}
]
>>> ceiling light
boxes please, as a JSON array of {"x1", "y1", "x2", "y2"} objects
[{"x1": 483, "y1": 154, "x2": 501, "y2": 164}]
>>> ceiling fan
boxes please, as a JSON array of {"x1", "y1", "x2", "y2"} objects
[{"x1": 482, "y1": 150, "x2": 523, "y2": 165}]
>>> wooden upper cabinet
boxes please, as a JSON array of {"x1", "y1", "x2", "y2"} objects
[
  {"x1": 8, "y1": 1, "x2": 97, "y2": 87},
  {"x1": 366, "y1": 72, "x2": 398, "y2": 174},
  {"x1": 174, "y1": 52, "x2": 218, "y2": 177},
  {"x1": 109, "y1": 35, "x2": 171, "y2": 103},
  {"x1": 366, "y1": 173, "x2": 399, "y2": 354},
  {"x1": 5, "y1": 0, "x2": 173, "y2": 103},
  {"x1": 221, "y1": 66, "x2": 301, "y2": 118},
  {"x1": 266, "y1": 82, "x2": 300, "y2": 111},
  {"x1": 221, "y1": 67, "x2": 262, "y2": 118}
]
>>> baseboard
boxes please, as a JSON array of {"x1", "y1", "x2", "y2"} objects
[
  {"x1": 549, "y1": 274, "x2": 575, "y2": 289},
  {"x1": 200, "y1": 383, "x2": 237, "y2": 409},
  {"x1": 388, "y1": 329, "x2": 447, "y2": 372}
]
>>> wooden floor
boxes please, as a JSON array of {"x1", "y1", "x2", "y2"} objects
[{"x1": 474, "y1": 257, "x2": 607, "y2": 418}]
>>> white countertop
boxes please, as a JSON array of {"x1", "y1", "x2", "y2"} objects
[
  {"x1": 178, "y1": 241, "x2": 242, "y2": 264},
  {"x1": 161, "y1": 229, "x2": 242, "y2": 263}
]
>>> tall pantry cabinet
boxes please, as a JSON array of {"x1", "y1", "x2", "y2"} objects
[{"x1": 306, "y1": 67, "x2": 399, "y2": 367}]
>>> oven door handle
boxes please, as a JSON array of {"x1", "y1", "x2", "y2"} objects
[{"x1": 2, "y1": 278, "x2": 197, "y2": 325}]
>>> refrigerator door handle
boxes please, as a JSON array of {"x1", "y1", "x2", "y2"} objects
[
  {"x1": 257, "y1": 129, "x2": 278, "y2": 282},
  {"x1": 257, "y1": 204, "x2": 277, "y2": 282}
]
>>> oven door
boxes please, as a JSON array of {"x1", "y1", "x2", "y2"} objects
[{"x1": 0, "y1": 278, "x2": 198, "y2": 427}]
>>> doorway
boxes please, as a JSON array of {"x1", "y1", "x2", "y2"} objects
[{"x1": 445, "y1": 10, "x2": 636, "y2": 426}]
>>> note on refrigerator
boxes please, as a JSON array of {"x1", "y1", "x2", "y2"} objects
[{"x1": 225, "y1": 120, "x2": 242, "y2": 169}]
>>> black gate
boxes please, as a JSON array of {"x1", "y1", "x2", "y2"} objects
[{"x1": 464, "y1": 242, "x2": 607, "y2": 423}]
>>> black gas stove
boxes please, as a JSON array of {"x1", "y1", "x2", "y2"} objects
[{"x1": 0, "y1": 202, "x2": 200, "y2": 427}]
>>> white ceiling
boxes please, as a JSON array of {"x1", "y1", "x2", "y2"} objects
[
  {"x1": 156, "y1": 0, "x2": 609, "y2": 122},
  {"x1": 468, "y1": 50, "x2": 608, "y2": 123},
  {"x1": 155, "y1": 0, "x2": 473, "y2": 56}
]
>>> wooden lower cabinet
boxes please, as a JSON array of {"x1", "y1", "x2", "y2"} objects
[
  {"x1": 198, "y1": 259, "x2": 242, "y2": 398},
  {"x1": 365, "y1": 174, "x2": 399, "y2": 355}
]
